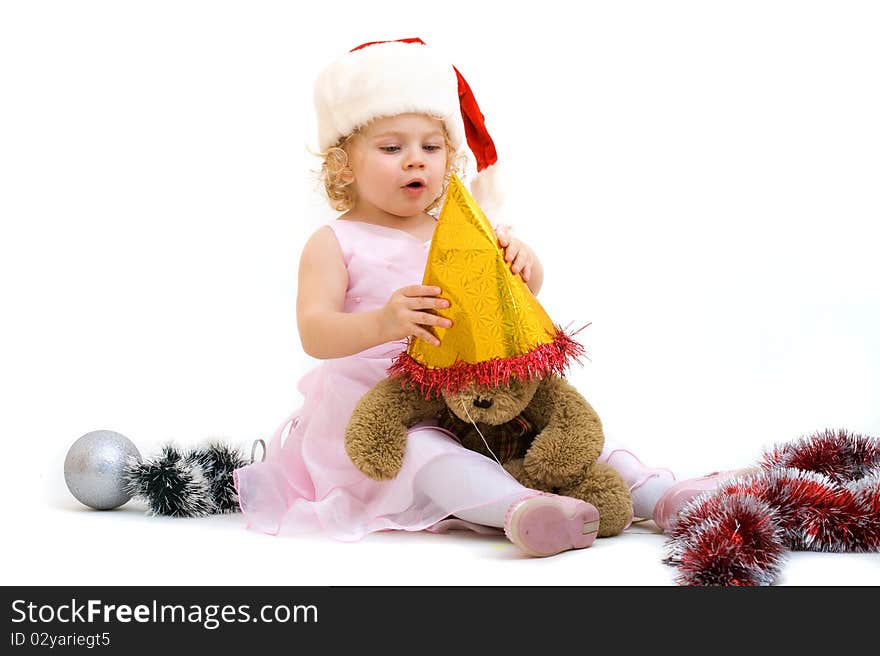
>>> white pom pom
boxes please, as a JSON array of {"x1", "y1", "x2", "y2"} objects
[{"x1": 470, "y1": 163, "x2": 504, "y2": 225}]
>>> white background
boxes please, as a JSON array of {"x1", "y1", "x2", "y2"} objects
[{"x1": 2, "y1": 1, "x2": 878, "y2": 585}]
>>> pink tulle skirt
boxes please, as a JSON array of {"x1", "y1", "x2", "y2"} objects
[{"x1": 233, "y1": 342, "x2": 526, "y2": 541}]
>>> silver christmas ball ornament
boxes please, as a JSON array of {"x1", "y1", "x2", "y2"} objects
[{"x1": 64, "y1": 429, "x2": 142, "y2": 510}]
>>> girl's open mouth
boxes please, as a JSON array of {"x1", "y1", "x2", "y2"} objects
[{"x1": 402, "y1": 180, "x2": 426, "y2": 196}]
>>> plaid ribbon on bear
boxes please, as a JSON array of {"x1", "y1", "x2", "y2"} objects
[{"x1": 435, "y1": 407, "x2": 534, "y2": 464}]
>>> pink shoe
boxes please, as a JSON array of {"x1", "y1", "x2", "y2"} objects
[
  {"x1": 504, "y1": 492, "x2": 600, "y2": 557},
  {"x1": 652, "y1": 469, "x2": 747, "y2": 533}
]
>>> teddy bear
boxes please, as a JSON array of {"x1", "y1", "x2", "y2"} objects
[
  {"x1": 344, "y1": 373, "x2": 632, "y2": 538},
  {"x1": 342, "y1": 173, "x2": 632, "y2": 538}
]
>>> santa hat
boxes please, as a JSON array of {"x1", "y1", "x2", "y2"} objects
[
  {"x1": 388, "y1": 173, "x2": 585, "y2": 398},
  {"x1": 314, "y1": 37, "x2": 503, "y2": 219}
]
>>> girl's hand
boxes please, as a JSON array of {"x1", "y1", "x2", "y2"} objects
[
  {"x1": 379, "y1": 285, "x2": 452, "y2": 347},
  {"x1": 495, "y1": 225, "x2": 536, "y2": 283}
]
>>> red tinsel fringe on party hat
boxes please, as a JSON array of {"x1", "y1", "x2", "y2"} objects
[{"x1": 388, "y1": 324, "x2": 586, "y2": 398}]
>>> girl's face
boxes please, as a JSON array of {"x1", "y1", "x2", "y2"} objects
[{"x1": 347, "y1": 113, "x2": 448, "y2": 220}]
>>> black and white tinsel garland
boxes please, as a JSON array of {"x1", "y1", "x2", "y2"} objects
[{"x1": 122, "y1": 442, "x2": 249, "y2": 517}]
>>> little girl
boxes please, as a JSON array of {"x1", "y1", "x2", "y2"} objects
[{"x1": 232, "y1": 38, "x2": 733, "y2": 556}]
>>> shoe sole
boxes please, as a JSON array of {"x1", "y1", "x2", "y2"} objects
[{"x1": 506, "y1": 496, "x2": 600, "y2": 557}]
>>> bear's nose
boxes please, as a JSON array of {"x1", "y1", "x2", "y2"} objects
[{"x1": 473, "y1": 397, "x2": 493, "y2": 409}]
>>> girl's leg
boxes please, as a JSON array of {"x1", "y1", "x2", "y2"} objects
[
  {"x1": 599, "y1": 437, "x2": 754, "y2": 532},
  {"x1": 409, "y1": 428, "x2": 600, "y2": 556},
  {"x1": 598, "y1": 439, "x2": 677, "y2": 520},
  {"x1": 413, "y1": 442, "x2": 527, "y2": 528}
]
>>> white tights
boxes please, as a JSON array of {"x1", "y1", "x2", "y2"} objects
[
  {"x1": 411, "y1": 432, "x2": 677, "y2": 528},
  {"x1": 413, "y1": 444, "x2": 529, "y2": 528},
  {"x1": 598, "y1": 439, "x2": 677, "y2": 520}
]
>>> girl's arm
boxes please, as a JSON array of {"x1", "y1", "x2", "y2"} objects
[
  {"x1": 296, "y1": 227, "x2": 452, "y2": 360},
  {"x1": 296, "y1": 227, "x2": 384, "y2": 359}
]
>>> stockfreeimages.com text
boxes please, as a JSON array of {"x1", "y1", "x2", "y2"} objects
[{"x1": 10, "y1": 598, "x2": 317, "y2": 630}]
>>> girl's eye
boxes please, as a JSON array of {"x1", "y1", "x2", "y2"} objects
[{"x1": 379, "y1": 145, "x2": 441, "y2": 153}]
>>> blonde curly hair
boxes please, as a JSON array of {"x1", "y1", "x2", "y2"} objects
[{"x1": 315, "y1": 118, "x2": 467, "y2": 213}]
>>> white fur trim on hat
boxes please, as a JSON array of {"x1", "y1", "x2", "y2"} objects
[
  {"x1": 314, "y1": 41, "x2": 466, "y2": 151},
  {"x1": 470, "y1": 163, "x2": 504, "y2": 223}
]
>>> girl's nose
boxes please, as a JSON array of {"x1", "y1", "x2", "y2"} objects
[{"x1": 404, "y1": 148, "x2": 425, "y2": 169}]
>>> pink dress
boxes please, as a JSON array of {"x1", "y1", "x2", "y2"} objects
[{"x1": 232, "y1": 219, "x2": 524, "y2": 541}]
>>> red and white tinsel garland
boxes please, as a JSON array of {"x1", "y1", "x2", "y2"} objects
[{"x1": 664, "y1": 428, "x2": 880, "y2": 586}]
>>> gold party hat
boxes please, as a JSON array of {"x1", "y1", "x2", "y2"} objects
[{"x1": 388, "y1": 174, "x2": 584, "y2": 397}]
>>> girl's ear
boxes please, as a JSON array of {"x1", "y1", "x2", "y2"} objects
[{"x1": 339, "y1": 168, "x2": 354, "y2": 183}]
